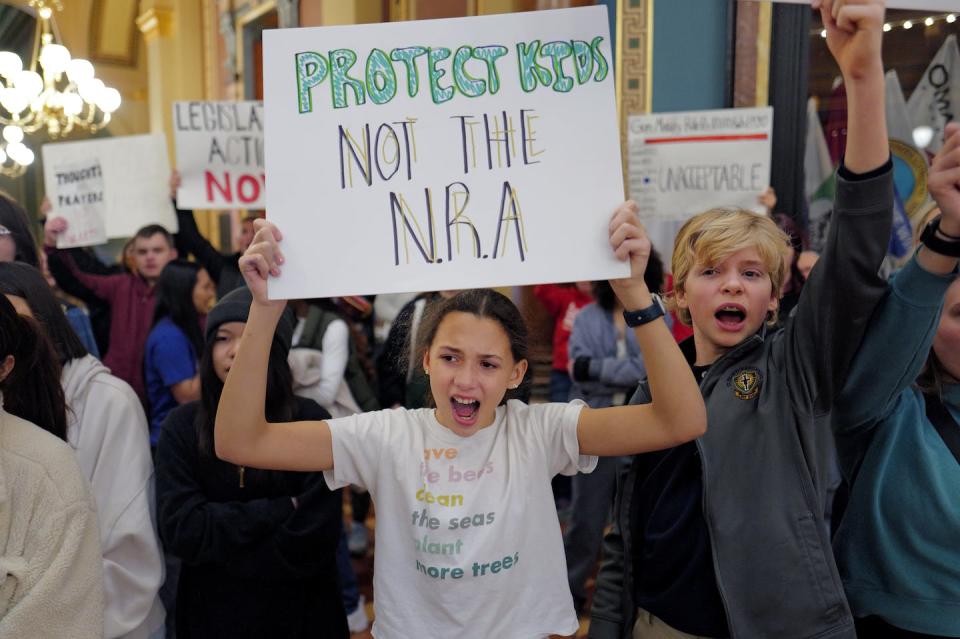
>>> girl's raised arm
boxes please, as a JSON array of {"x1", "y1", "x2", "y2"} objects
[
  {"x1": 577, "y1": 202, "x2": 707, "y2": 456},
  {"x1": 214, "y1": 220, "x2": 335, "y2": 472}
]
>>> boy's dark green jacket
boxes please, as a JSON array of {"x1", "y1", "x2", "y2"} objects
[{"x1": 589, "y1": 164, "x2": 893, "y2": 639}]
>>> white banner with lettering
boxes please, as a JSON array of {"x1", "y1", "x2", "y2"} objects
[
  {"x1": 43, "y1": 134, "x2": 177, "y2": 247},
  {"x1": 45, "y1": 158, "x2": 107, "y2": 248},
  {"x1": 627, "y1": 107, "x2": 773, "y2": 264},
  {"x1": 262, "y1": 6, "x2": 626, "y2": 299},
  {"x1": 173, "y1": 101, "x2": 265, "y2": 209}
]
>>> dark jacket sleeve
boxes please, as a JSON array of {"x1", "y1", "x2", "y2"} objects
[
  {"x1": 46, "y1": 246, "x2": 118, "y2": 306},
  {"x1": 174, "y1": 207, "x2": 227, "y2": 284},
  {"x1": 376, "y1": 298, "x2": 418, "y2": 408},
  {"x1": 589, "y1": 384, "x2": 651, "y2": 639},
  {"x1": 782, "y1": 162, "x2": 894, "y2": 414},
  {"x1": 224, "y1": 471, "x2": 342, "y2": 581},
  {"x1": 832, "y1": 256, "x2": 956, "y2": 481},
  {"x1": 222, "y1": 399, "x2": 342, "y2": 581},
  {"x1": 68, "y1": 247, "x2": 116, "y2": 275},
  {"x1": 589, "y1": 466, "x2": 630, "y2": 639},
  {"x1": 155, "y1": 404, "x2": 295, "y2": 567}
]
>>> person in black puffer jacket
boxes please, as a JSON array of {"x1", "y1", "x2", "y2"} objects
[{"x1": 156, "y1": 287, "x2": 348, "y2": 638}]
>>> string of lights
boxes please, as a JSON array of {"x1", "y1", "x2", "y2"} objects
[{"x1": 813, "y1": 12, "x2": 957, "y2": 38}]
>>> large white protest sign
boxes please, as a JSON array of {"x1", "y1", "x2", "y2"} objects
[
  {"x1": 627, "y1": 107, "x2": 773, "y2": 262},
  {"x1": 45, "y1": 158, "x2": 107, "y2": 248},
  {"x1": 757, "y1": 0, "x2": 958, "y2": 10},
  {"x1": 173, "y1": 101, "x2": 265, "y2": 209},
  {"x1": 43, "y1": 134, "x2": 177, "y2": 241},
  {"x1": 262, "y1": 6, "x2": 626, "y2": 299}
]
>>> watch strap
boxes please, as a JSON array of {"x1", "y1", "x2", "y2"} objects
[
  {"x1": 622, "y1": 294, "x2": 665, "y2": 327},
  {"x1": 921, "y1": 216, "x2": 960, "y2": 258}
]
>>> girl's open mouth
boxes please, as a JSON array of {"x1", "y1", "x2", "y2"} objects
[{"x1": 450, "y1": 396, "x2": 480, "y2": 426}]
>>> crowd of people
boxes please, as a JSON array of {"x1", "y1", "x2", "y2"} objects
[{"x1": 1, "y1": 1, "x2": 959, "y2": 638}]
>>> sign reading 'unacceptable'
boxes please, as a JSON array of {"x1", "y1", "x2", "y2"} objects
[{"x1": 627, "y1": 107, "x2": 774, "y2": 221}]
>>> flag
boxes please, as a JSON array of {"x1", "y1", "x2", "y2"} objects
[
  {"x1": 804, "y1": 98, "x2": 833, "y2": 203},
  {"x1": 805, "y1": 98, "x2": 835, "y2": 252},
  {"x1": 886, "y1": 70, "x2": 926, "y2": 259},
  {"x1": 824, "y1": 81, "x2": 847, "y2": 166},
  {"x1": 907, "y1": 34, "x2": 960, "y2": 156},
  {"x1": 807, "y1": 172, "x2": 835, "y2": 254}
]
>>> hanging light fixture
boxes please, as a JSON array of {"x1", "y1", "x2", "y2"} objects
[{"x1": 0, "y1": 0, "x2": 122, "y2": 177}]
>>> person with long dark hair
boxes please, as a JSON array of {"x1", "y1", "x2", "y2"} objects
[
  {"x1": 144, "y1": 260, "x2": 215, "y2": 447},
  {"x1": 0, "y1": 293, "x2": 104, "y2": 637},
  {"x1": 0, "y1": 192, "x2": 99, "y2": 357},
  {"x1": 0, "y1": 192, "x2": 39, "y2": 267},
  {"x1": 155, "y1": 287, "x2": 348, "y2": 638},
  {"x1": 1, "y1": 291, "x2": 66, "y2": 441},
  {"x1": 0, "y1": 261, "x2": 166, "y2": 638}
]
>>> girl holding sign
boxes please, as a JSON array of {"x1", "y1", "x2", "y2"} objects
[{"x1": 214, "y1": 206, "x2": 705, "y2": 637}]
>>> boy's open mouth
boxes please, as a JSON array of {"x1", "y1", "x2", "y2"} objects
[
  {"x1": 450, "y1": 396, "x2": 480, "y2": 426},
  {"x1": 714, "y1": 304, "x2": 747, "y2": 329}
]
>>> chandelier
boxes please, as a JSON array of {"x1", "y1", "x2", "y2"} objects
[{"x1": 0, "y1": 0, "x2": 122, "y2": 177}]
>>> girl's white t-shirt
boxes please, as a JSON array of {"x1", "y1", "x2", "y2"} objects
[{"x1": 324, "y1": 399, "x2": 596, "y2": 638}]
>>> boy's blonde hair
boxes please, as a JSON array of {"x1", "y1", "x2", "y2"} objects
[{"x1": 668, "y1": 208, "x2": 791, "y2": 326}]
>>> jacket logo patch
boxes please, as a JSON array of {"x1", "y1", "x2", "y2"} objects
[{"x1": 732, "y1": 368, "x2": 761, "y2": 400}]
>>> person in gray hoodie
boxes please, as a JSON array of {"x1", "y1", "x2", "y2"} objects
[{"x1": 0, "y1": 261, "x2": 166, "y2": 639}]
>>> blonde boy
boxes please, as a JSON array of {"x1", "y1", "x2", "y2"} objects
[{"x1": 590, "y1": 1, "x2": 892, "y2": 638}]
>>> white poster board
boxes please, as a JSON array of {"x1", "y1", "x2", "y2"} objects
[
  {"x1": 627, "y1": 107, "x2": 773, "y2": 263},
  {"x1": 262, "y1": 6, "x2": 627, "y2": 299},
  {"x1": 758, "y1": 0, "x2": 958, "y2": 10},
  {"x1": 173, "y1": 101, "x2": 265, "y2": 209},
  {"x1": 44, "y1": 158, "x2": 107, "y2": 248},
  {"x1": 43, "y1": 134, "x2": 177, "y2": 243}
]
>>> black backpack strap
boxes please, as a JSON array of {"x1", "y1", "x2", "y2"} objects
[{"x1": 923, "y1": 392, "x2": 960, "y2": 466}]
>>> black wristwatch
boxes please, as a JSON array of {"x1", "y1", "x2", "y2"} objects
[
  {"x1": 920, "y1": 215, "x2": 960, "y2": 258},
  {"x1": 623, "y1": 294, "x2": 666, "y2": 327}
]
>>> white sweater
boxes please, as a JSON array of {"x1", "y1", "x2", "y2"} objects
[
  {"x1": 0, "y1": 406, "x2": 104, "y2": 638},
  {"x1": 62, "y1": 355, "x2": 165, "y2": 639}
]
